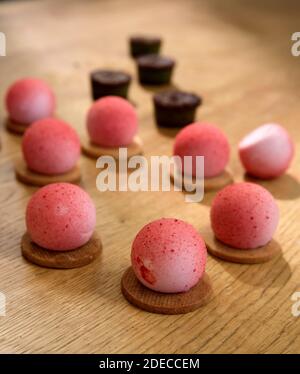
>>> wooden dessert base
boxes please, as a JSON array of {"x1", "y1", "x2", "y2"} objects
[
  {"x1": 15, "y1": 159, "x2": 81, "y2": 186},
  {"x1": 21, "y1": 232, "x2": 102, "y2": 269},
  {"x1": 5, "y1": 118, "x2": 29, "y2": 135},
  {"x1": 205, "y1": 232, "x2": 282, "y2": 264},
  {"x1": 121, "y1": 267, "x2": 213, "y2": 315},
  {"x1": 170, "y1": 168, "x2": 233, "y2": 192},
  {"x1": 82, "y1": 136, "x2": 143, "y2": 159}
]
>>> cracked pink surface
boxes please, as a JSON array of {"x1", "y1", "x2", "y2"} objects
[
  {"x1": 6, "y1": 78, "x2": 55, "y2": 125},
  {"x1": 211, "y1": 182, "x2": 279, "y2": 249},
  {"x1": 87, "y1": 96, "x2": 138, "y2": 147},
  {"x1": 131, "y1": 218, "x2": 207, "y2": 293},
  {"x1": 26, "y1": 183, "x2": 96, "y2": 251}
]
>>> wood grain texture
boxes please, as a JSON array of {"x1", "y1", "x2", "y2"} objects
[{"x1": 0, "y1": 0, "x2": 300, "y2": 354}]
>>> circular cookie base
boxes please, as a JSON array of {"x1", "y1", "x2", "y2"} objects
[
  {"x1": 15, "y1": 159, "x2": 81, "y2": 186},
  {"x1": 170, "y1": 168, "x2": 233, "y2": 192},
  {"x1": 205, "y1": 234, "x2": 281, "y2": 264},
  {"x1": 121, "y1": 267, "x2": 213, "y2": 314},
  {"x1": 82, "y1": 136, "x2": 143, "y2": 159},
  {"x1": 5, "y1": 118, "x2": 29, "y2": 135},
  {"x1": 21, "y1": 232, "x2": 102, "y2": 269}
]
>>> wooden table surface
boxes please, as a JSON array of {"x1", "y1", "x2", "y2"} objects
[{"x1": 0, "y1": 0, "x2": 299, "y2": 354}]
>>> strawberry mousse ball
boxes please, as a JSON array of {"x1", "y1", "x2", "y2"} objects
[
  {"x1": 22, "y1": 118, "x2": 81, "y2": 175},
  {"x1": 87, "y1": 96, "x2": 138, "y2": 147},
  {"x1": 26, "y1": 183, "x2": 96, "y2": 251},
  {"x1": 6, "y1": 78, "x2": 55, "y2": 125},
  {"x1": 131, "y1": 218, "x2": 207, "y2": 293},
  {"x1": 173, "y1": 122, "x2": 230, "y2": 178},
  {"x1": 211, "y1": 183, "x2": 279, "y2": 249},
  {"x1": 239, "y1": 123, "x2": 294, "y2": 179}
]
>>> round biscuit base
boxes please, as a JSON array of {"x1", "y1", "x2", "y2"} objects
[
  {"x1": 170, "y1": 168, "x2": 233, "y2": 192},
  {"x1": 15, "y1": 159, "x2": 81, "y2": 187},
  {"x1": 205, "y1": 233, "x2": 281, "y2": 264},
  {"x1": 5, "y1": 118, "x2": 29, "y2": 135},
  {"x1": 82, "y1": 135, "x2": 143, "y2": 159},
  {"x1": 121, "y1": 267, "x2": 213, "y2": 314},
  {"x1": 21, "y1": 232, "x2": 102, "y2": 269}
]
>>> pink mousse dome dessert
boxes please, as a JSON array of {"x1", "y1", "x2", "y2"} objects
[
  {"x1": 6, "y1": 78, "x2": 55, "y2": 125},
  {"x1": 211, "y1": 183, "x2": 279, "y2": 249},
  {"x1": 22, "y1": 118, "x2": 81, "y2": 175},
  {"x1": 26, "y1": 183, "x2": 96, "y2": 251},
  {"x1": 173, "y1": 122, "x2": 230, "y2": 178},
  {"x1": 87, "y1": 96, "x2": 138, "y2": 147},
  {"x1": 239, "y1": 123, "x2": 294, "y2": 179},
  {"x1": 131, "y1": 218, "x2": 207, "y2": 293}
]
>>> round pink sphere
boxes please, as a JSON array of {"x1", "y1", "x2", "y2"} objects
[
  {"x1": 6, "y1": 78, "x2": 55, "y2": 125},
  {"x1": 173, "y1": 122, "x2": 230, "y2": 178},
  {"x1": 239, "y1": 123, "x2": 294, "y2": 179},
  {"x1": 26, "y1": 183, "x2": 96, "y2": 251},
  {"x1": 131, "y1": 218, "x2": 207, "y2": 293},
  {"x1": 87, "y1": 96, "x2": 138, "y2": 147},
  {"x1": 22, "y1": 118, "x2": 81, "y2": 175},
  {"x1": 211, "y1": 183, "x2": 279, "y2": 249}
]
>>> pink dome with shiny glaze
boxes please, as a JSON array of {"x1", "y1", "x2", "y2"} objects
[
  {"x1": 22, "y1": 118, "x2": 81, "y2": 175},
  {"x1": 131, "y1": 218, "x2": 207, "y2": 293},
  {"x1": 211, "y1": 182, "x2": 279, "y2": 249},
  {"x1": 239, "y1": 123, "x2": 294, "y2": 179},
  {"x1": 173, "y1": 122, "x2": 230, "y2": 178},
  {"x1": 26, "y1": 183, "x2": 96, "y2": 251},
  {"x1": 6, "y1": 78, "x2": 55, "y2": 125},
  {"x1": 87, "y1": 96, "x2": 138, "y2": 147}
]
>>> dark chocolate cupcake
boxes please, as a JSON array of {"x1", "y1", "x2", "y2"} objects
[
  {"x1": 129, "y1": 35, "x2": 161, "y2": 58},
  {"x1": 90, "y1": 70, "x2": 131, "y2": 100},
  {"x1": 153, "y1": 90, "x2": 202, "y2": 128},
  {"x1": 137, "y1": 54, "x2": 175, "y2": 85}
]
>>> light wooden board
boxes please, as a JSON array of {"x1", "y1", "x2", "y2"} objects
[{"x1": 0, "y1": 0, "x2": 300, "y2": 353}]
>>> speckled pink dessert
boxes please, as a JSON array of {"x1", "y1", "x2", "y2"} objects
[
  {"x1": 211, "y1": 183, "x2": 279, "y2": 249},
  {"x1": 26, "y1": 183, "x2": 96, "y2": 251},
  {"x1": 173, "y1": 122, "x2": 230, "y2": 178},
  {"x1": 239, "y1": 123, "x2": 294, "y2": 179},
  {"x1": 22, "y1": 118, "x2": 81, "y2": 175},
  {"x1": 6, "y1": 78, "x2": 55, "y2": 125},
  {"x1": 131, "y1": 218, "x2": 207, "y2": 293},
  {"x1": 87, "y1": 96, "x2": 138, "y2": 147}
]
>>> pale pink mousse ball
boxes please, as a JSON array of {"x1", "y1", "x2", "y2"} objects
[
  {"x1": 211, "y1": 183, "x2": 279, "y2": 249},
  {"x1": 26, "y1": 183, "x2": 96, "y2": 251},
  {"x1": 6, "y1": 78, "x2": 55, "y2": 125},
  {"x1": 239, "y1": 123, "x2": 294, "y2": 179},
  {"x1": 22, "y1": 118, "x2": 81, "y2": 175},
  {"x1": 131, "y1": 218, "x2": 207, "y2": 293},
  {"x1": 87, "y1": 96, "x2": 138, "y2": 147},
  {"x1": 173, "y1": 122, "x2": 230, "y2": 178}
]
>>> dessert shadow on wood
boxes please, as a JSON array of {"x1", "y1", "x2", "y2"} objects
[
  {"x1": 217, "y1": 253, "x2": 292, "y2": 288},
  {"x1": 244, "y1": 173, "x2": 300, "y2": 200}
]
